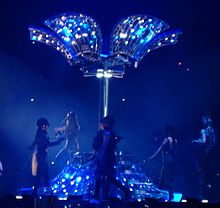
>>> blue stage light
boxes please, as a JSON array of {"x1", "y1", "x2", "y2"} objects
[
  {"x1": 75, "y1": 176, "x2": 82, "y2": 183},
  {"x1": 172, "y1": 193, "x2": 182, "y2": 202},
  {"x1": 65, "y1": 173, "x2": 70, "y2": 179}
]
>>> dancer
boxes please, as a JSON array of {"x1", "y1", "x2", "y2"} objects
[
  {"x1": 92, "y1": 116, "x2": 130, "y2": 200},
  {"x1": 192, "y1": 113, "x2": 216, "y2": 199},
  {"x1": 28, "y1": 117, "x2": 64, "y2": 196},
  {"x1": 149, "y1": 125, "x2": 178, "y2": 201},
  {"x1": 55, "y1": 111, "x2": 80, "y2": 162}
]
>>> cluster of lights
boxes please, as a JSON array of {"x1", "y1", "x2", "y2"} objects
[
  {"x1": 96, "y1": 69, "x2": 113, "y2": 78},
  {"x1": 37, "y1": 162, "x2": 95, "y2": 197},
  {"x1": 116, "y1": 163, "x2": 169, "y2": 201},
  {"x1": 32, "y1": 158, "x2": 169, "y2": 201},
  {"x1": 110, "y1": 15, "x2": 181, "y2": 63},
  {"x1": 29, "y1": 12, "x2": 181, "y2": 78}
]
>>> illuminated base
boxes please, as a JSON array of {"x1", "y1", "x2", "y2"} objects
[{"x1": 19, "y1": 156, "x2": 176, "y2": 201}]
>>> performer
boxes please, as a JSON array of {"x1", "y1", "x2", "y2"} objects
[
  {"x1": 149, "y1": 125, "x2": 178, "y2": 201},
  {"x1": 92, "y1": 116, "x2": 130, "y2": 200},
  {"x1": 192, "y1": 113, "x2": 216, "y2": 199},
  {"x1": 55, "y1": 111, "x2": 80, "y2": 162},
  {"x1": 28, "y1": 117, "x2": 64, "y2": 196}
]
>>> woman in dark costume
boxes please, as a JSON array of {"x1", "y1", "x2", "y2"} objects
[
  {"x1": 192, "y1": 114, "x2": 216, "y2": 199},
  {"x1": 149, "y1": 125, "x2": 178, "y2": 201},
  {"x1": 29, "y1": 117, "x2": 64, "y2": 196},
  {"x1": 92, "y1": 116, "x2": 130, "y2": 200}
]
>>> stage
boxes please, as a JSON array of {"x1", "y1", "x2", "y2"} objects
[{"x1": 1, "y1": 196, "x2": 220, "y2": 208}]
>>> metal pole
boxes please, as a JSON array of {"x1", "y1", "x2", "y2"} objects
[{"x1": 103, "y1": 77, "x2": 109, "y2": 117}]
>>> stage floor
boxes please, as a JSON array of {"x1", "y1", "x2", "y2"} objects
[{"x1": 1, "y1": 196, "x2": 220, "y2": 208}]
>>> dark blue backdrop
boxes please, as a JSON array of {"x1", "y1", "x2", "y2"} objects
[{"x1": 0, "y1": 0, "x2": 219, "y2": 200}]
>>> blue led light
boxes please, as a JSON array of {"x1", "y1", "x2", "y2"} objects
[
  {"x1": 62, "y1": 28, "x2": 72, "y2": 37},
  {"x1": 83, "y1": 23, "x2": 88, "y2": 28},
  {"x1": 32, "y1": 36, "x2": 37, "y2": 40},
  {"x1": 140, "y1": 39, "x2": 144, "y2": 44},
  {"x1": 65, "y1": 173, "x2": 70, "y2": 179},
  {"x1": 75, "y1": 176, "x2": 82, "y2": 183},
  {"x1": 135, "y1": 27, "x2": 146, "y2": 36}
]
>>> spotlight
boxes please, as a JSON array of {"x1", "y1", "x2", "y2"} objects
[
  {"x1": 96, "y1": 72, "x2": 104, "y2": 78},
  {"x1": 15, "y1": 195, "x2": 23, "y2": 200},
  {"x1": 58, "y1": 197, "x2": 68, "y2": 200}
]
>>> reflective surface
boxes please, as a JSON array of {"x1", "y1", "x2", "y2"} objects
[
  {"x1": 29, "y1": 13, "x2": 181, "y2": 78},
  {"x1": 19, "y1": 153, "x2": 169, "y2": 201}
]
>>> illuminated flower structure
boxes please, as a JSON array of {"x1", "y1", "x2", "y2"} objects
[
  {"x1": 26, "y1": 14, "x2": 183, "y2": 200},
  {"x1": 29, "y1": 12, "x2": 181, "y2": 78},
  {"x1": 29, "y1": 13, "x2": 182, "y2": 116}
]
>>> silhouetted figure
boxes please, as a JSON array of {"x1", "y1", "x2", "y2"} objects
[
  {"x1": 29, "y1": 118, "x2": 64, "y2": 196},
  {"x1": 149, "y1": 125, "x2": 177, "y2": 201},
  {"x1": 92, "y1": 116, "x2": 130, "y2": 200},
  {"x1": 192, "y1": 114, "x2": 216, "y2": 199}
]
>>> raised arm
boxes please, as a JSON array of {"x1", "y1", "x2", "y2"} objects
[
  {"x1": 149, "y1": 138, "x2": 167, "y2": 160},
  {"x1": 192, "y1": 129, "x2": 206, "y2": 144}
]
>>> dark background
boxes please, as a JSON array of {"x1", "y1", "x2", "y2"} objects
[{"x1": 0, "y1": 0, "x2": 219, "y2": 200}]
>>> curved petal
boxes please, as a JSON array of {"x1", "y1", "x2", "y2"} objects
[
  {"x1": 110, "y1": 15, "x2": 182, "y2": 63},
  {"x1": 29, "y1": 26, "x2": 76, "y2": 65},
  {"x1": 44, "y1": 12, "x2": 103, "y2": 61}
]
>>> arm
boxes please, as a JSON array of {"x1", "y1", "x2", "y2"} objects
[
  {"x1": 192, "y1": 129, "x2": 206, "y2": 143},
  {"x1": 92, "y1": 131, "x2": 102, "y2": 151},
  {"x1": 149, "y1": 138, "x2": 167, "y2": 160},
  {"x1": 89, "y1": 132, "x2": 102, "y2": 162},
  {"x1": 28, "y1": 132, "x2": 39, "y2": 151},
  {"x1": 37, "y1": 131, "x2": 64, "y2": 149},
  {"x1": 28, "y1": 140, "x2": 37, "y2": 150},
  {"x1": 74, "y1": 112, "x2": 80, "y2": 132},
  {"x1": 47, "y1": 137, "x2": 65, "y2": 147}
]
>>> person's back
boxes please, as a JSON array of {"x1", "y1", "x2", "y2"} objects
[
  {"x1": 94, "y1": 129, "x2": 117, "y2": 173},
  {"x1": 162, "y1": 137, "x2": 177, "y2": 171}
]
